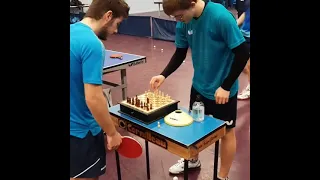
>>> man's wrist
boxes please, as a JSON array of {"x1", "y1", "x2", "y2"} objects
[
  {"x1": 160, "y1": 73, "x2": 167, "y2": 79},
  {"x1": 105, "y1": 129, "x2": 117, "y2": 137},
  {"x1": 220, "y1": 83, "x2": 231, "y2": 91}
]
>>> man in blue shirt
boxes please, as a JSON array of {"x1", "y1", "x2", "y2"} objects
[
  {"x1": 70, "y1": 0, "x2": 130, "y2": 179},
  {"x1": 149, "y1": 0, "x2": 250, "y2": 179},
  {"x1": 237, "y1": 0, "x2": 250, "y2": 100}
]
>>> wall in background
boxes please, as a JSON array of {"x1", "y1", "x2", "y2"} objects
[{"x1": 76, "y1": 0, "x2": 162, "y2": 14}]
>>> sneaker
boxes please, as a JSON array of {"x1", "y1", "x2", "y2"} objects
[
  {"x1": 218, "y1": 177, "x2": 229, "y2": 180},
  {"x1": 169, "y1": 158, "x2": 201, "y2": 174},
  {"x1": 237, "y1": 84, "x2": 250, "y2": 100}
]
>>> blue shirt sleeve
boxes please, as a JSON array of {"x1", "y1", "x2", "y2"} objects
[
  {"x1": 218, "y1": 11, "x2": 245, "y2": 49},
  {"x1": 175, "y1": 22, "x2": 189, "y2": 48},
  {"x1": 81, "y1": 39, "x2": 105, "y2": 85}
]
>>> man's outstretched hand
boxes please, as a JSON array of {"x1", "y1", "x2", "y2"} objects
[{"x1": 149, "y1": 75, "x2": 165, "y2": 90}]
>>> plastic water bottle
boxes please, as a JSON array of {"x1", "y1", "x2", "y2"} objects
[{"x1": 191, "y1": 95, "x2": 205, "y2": 122}]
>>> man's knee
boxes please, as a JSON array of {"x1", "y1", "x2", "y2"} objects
[
  {"x1": 243, "y1": 60, "x2": 250, "y2": 74},
  {"x1": 223, "y1": 128, "x2": 236, "y2": 140}
]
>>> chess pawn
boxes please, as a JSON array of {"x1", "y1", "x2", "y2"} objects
[{"x1": 130, "y1": 98, "x2": 133, "y2": 105}]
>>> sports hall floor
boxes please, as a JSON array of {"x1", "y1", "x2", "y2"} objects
[{"x1": 99, "y1": 8, "x2": 250, "y2": 180}]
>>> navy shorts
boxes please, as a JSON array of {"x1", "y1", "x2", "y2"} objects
[
  {"x1": 70, "y1": 130, "x2": 106, "y2": 178},
  {"x1": 189, "y1": 86, "x2": 238, "y2": 129}
]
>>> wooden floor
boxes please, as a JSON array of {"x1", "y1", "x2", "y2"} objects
[{"x1": 98, "y1": 33, "x2": 250, "y2": 180}]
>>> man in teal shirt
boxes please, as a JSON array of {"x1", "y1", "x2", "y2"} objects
[{"x1": 149, "y1": 0, "x2": 250, "y2": 179}]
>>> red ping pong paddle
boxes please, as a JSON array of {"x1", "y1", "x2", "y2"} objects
[
  {"x1": 117, "y1": 136, "x2": 143, "y2": 158},
  {"x1": 110, "y1": 54, "x2": 123, "y2": 59}
]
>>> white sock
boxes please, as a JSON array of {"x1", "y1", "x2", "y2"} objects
[{"x1": 217, "y1": 176, "x2": 228, "y2": 180}]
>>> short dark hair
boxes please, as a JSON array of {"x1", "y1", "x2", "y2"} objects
[
  {"x1": 85, "y1": 0, "x2": 130, "y2": 20},
  {"x1": 163, "y1": 0, "x2": 197, "y2": 15}
]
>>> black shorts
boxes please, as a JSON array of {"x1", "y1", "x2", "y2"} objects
[
  {"x1": 189, "y1": 86, "x2": 238, "y2": 129},
  {"x1": 245, "y1": 36, "x2": 250, "y2": 49},
  {"x1": 70, "y1": 130, "x2": 106, "y2": 178}
]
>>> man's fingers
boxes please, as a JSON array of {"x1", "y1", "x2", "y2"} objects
[
  {"x1": 150, "y1": 78, "x2": 155, "y2": 89},
  {"x1": 215, "y1": 97, "x2": 221, "y2": 104},
  {"x1": 225, "y1": 98, "x2": 229, "y2": 104},
  {"x1": 112, "y1": 145, "x2": 120, "y2": 150},
  {"x1": 222, "y1": 98, "x2": 226, "y2": 104}
]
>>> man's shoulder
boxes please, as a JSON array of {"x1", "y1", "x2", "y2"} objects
[
  {"x1": 205, "y1": 2, "x2": 235, "y2": 22},
  {"x1": 71, "y1": 22, "x2": 100, "y2": 43},
  {"x1": 71, "y1": 25, "x2": 102, "y2": 53}
]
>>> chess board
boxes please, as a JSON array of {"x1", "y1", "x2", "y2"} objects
[{"x1": 119, "y1": 90, "x2": 180, "y2": 124}]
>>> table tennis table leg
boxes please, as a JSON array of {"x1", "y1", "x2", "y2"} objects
[
  {"x1": 213, "y1": 140, "x2": 220, "y2": 180},
  {"x1": 158, "y1": 4, "x2": 161, "y2": 17},
  {"x1": 145, "y1": 140, "x2": 151, "y2": 179},
  {"x1": 115, "y1": 151, "x2": 122, "y2": 180},
  {"x1": 183, "y1": 159, "x2": 189, "y2": 180},
  {"x1": 120, "y1": 69, "x2": 127, "y2": 100}
]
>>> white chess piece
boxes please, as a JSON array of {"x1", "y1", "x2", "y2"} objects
[{"x1": 173, "y1": 176, "x2": 178, "y2": 180}]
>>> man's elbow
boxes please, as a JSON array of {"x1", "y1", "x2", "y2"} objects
[
  {"x1": 84, "y1": 84, "x2": 103, "y2": 106},
  {"x1": 176, "y1": 48, "x2": 188, "y2": 60},
  {"x1": 85, "y1": 95, "x2": 99, "y2": 107},
  {"x1": 232, "y1": 42, "x2": 250, "y2": 60}
]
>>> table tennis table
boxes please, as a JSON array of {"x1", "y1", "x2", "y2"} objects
[
  {"x1": 103, "y1": 50, "x2": 146, "y2": 105},
  {"x1": 109, "y1": 105, "x2": 226, "y2": 180}
]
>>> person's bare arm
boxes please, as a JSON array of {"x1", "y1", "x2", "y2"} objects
[
  {"x1": 81, "y1": 39, "x2": 117, "y2": 136},
  {"x1": 237, "y1": 12, "x2": 245, "y2": 26},
  {"x1": 84, "y1": 84, "x2": 117, "y2": 136}
]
